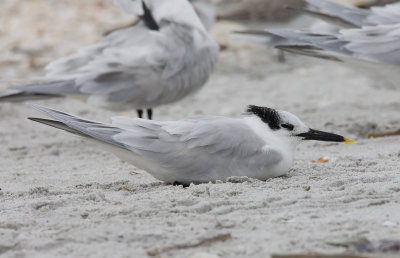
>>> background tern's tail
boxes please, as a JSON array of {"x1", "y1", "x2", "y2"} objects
[{"x1": 0, "y1": 79, "x2": 77, "y2": 103}]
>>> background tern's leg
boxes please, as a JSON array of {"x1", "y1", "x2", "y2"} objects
[
  {"x1": 137, "y1": 109, "x2": 143, "y2": 118},
  {"x1": 278, "y1": 49, "x2": 286, "y2": 63},
  {"x1": 147, "y1": 109, "x2": 153, "y2": 120}
]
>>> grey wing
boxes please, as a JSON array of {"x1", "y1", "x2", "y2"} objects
[
  {"x1": 66, "y1": 23, "x2": 217, "y2": 108},
  {"x1": 8, "y1": 24, "x2": 155, "y2": 98},
  {"x1": 45, "y1": 24, "x2": 152, "y2": 77},
  {"x1": 366, "y1": 3, "x2": 400, "y2": 26},
  {"x1": 234, "y1": 29, "x2": 297, "y2": 47},
  {"x1": 112, "y1": 116, "x2": 282, "y2": 183},
  {"x1": 44, "y1": 42, "x2": 109, "y2": 77},
  {"x1": 339, "y1": 24, "x2": 400, "y2": 65},
  {"x1": 11, "y1": 21, "x2": 218, "y2": 108},
  {"x1": 272, "y1": 24, "x2": 400, "y2": 66},
  {"x1": 266, "y1": 29, "x2": 349, "y2": 61},
  {"x1": 301, "y1": 0, "x2": 369, "y2": 27}
]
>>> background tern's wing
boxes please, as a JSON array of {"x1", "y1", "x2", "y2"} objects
[
  {"x1": 234, "y1": 29, "x2": 296, "y2": 46},
  {"x1": 339, "y1": 24, "x2": 400, "y2": 65},
  {"x1": 8, "y1": 24, "x2": 157, "y2": 101},
  {"x1": 45, "y1": 22, "x2": 156, "y2": 78},
  {"x1": 270, "y1": 29, "x2": 348, "y2": 61},
  {"x1": 366, "y1": 3, "x2": 400, "y2": 26},
  {"x1": 300, "y1": 0, "x2": 370, "y2": 27},
  {"x1": 75, "y1": 25, "x2": 215, "y2": 107},
  {"x1": 45, "y1": 0, "x2": 146, "y2": 77},
  {"x1": 26, "y1": 23, "x2": 197, "y2": 107},
  {"x1": 269, "y1": 24, "x2": 400, "y2": 66}
]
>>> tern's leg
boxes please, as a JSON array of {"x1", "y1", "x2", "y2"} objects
[
  {"x1": 277, "y1": 49, "x2": 286, "y2": 63},
  {"x1": 173, "y1": 181, "x2": 190, "y2": 188},
  {"x1": 147, "y1": 109, "x2": 153, "y2": 120},
  {"x1": 137, "y1": 109, "x2": 143, "y2": 118}
]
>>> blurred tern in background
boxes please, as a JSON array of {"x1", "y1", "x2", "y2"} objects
[
  {"x1": 29, "y1": 104, "x2": 355, "y2": 185},
  {"x1": 236, "y1": 0, "x2": 400, "y2": 87},
  {"x1": 0, "y1": 0, "x2": 219, "y2": 119},
  {"x1": 297, "y1": 0, "x2": 400, "y2": 28}
]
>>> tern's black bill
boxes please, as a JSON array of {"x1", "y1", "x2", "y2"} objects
[{"x1": 297, "y1": 129, "x2": 356, "y2": 143}]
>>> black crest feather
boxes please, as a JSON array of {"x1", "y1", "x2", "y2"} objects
[
  {"x1": 141, "y1": 2, "x2": 159, "y2": 31},
  {"x1": 247, "y1": 105, "x2": 281, "y2": 130}
]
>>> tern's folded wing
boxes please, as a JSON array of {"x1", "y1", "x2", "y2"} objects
[{"x1": 112, "y1": 116, "x2": 283, "y2": 182}]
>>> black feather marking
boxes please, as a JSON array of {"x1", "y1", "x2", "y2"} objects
[
  {"x1": 276, "y1": 45, "x2": 343, "y2": 62},
  {"x1": 141, "y1": 1, "x2": 159, "y2": 31},
  {"x1": 247, "y1": 105, "x2": 281, "y2": 130},
  {"x1": 95, "y1": 71, "x2": 124, "y2": 83},
  {"x1": 28, "y1": 118, "x2": 87, "y2": 137}
]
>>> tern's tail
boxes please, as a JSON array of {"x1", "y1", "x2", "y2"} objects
[
  {"x1": 0, "y1": 79, "x2": 77, "y2": 103},
  {"x1": 28, "y1": 104, "x2": 125, "y2": 149}
]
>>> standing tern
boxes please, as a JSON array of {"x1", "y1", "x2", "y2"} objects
[
  {"x1": 0, "y1": 0, "x2": 219, "y2": 119},
  {"x1": 29, "y1": 104, "x2": 355, "y2": 185}
]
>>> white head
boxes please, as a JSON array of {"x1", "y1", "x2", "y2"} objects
[
  {"x1": 246, "y1": 105, "x2": 355, "y2": 145},
  {"x1": 115, "y1": 0, "x2": 207, "y2": 32}
]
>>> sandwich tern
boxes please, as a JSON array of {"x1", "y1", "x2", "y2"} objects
[
  {"x1": 0, "y1": 0, "x2": 219, "y2": 119},
  {"x1": 29, "y1": 104, "x2": 355, "y2": 185}
]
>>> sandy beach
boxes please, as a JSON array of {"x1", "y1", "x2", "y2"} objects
[{"x1": 1, "y1": 1, "x2": 400, "y2": 257}]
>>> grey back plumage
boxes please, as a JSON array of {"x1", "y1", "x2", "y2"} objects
[{"x1": 111, "y1": 116, "x2": 282, "y2": 183}]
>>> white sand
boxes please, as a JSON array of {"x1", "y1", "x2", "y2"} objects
[{"x1": 1, "y1": 1, "x2": 400, "y2": 257}]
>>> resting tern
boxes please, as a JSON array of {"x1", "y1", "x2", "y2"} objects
[
  {"x1": 0, "y1": 0, "x2": 219, "y2": 119},
  {"x1": 29, "y1": 104, "x2": 355, "y2": 185}
]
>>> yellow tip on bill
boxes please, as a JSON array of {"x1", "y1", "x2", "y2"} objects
[{"x1": 343, "y1": 137, "x2": 357, "y2": 143}]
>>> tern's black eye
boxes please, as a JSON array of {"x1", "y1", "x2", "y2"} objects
[{"x1": 281, "y1": 123, "x2": 294, "y2": 131}]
